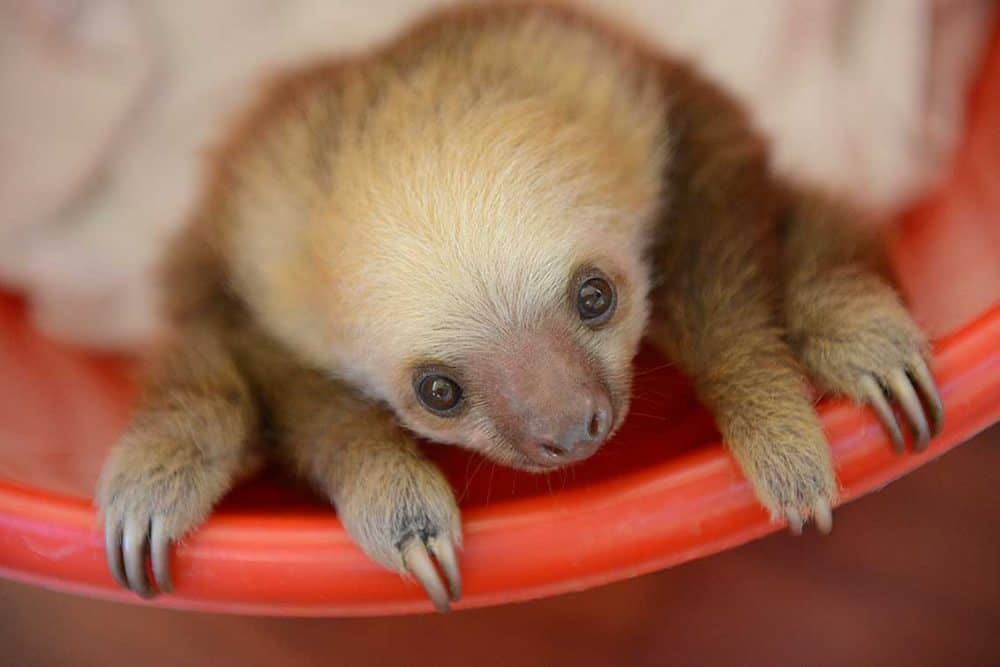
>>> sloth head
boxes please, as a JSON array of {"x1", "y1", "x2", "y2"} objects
[
  {"x1": 235, "y1": 24, "x2": 667, "y2": 471},
  {"x1": 313, "y1": 83, "x2": 665, "y2": 471},
  {"x1": 334, "y1": 206, "x2": 659, "y2": 472}
]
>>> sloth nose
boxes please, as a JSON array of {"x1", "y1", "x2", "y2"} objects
[{"x1": 522, "y1": 393, "x2": 613, "y2": 466}]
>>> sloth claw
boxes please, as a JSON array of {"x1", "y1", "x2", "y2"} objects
[
  {"x1": 781, "y1": 498, "x2": 832, "y2": 536},
  {"x1": 859, "y1": 358, "x2": 943, "y2": 454},
  {"x1": 784, "y1": 508, "x2": 804, "y2": 536},
  {"x1": 909, "y1": 354, "x2": 944, "y2": 437},
  {"x1": 401, "y1": 534, "x2": 461, "y2": 613},
  {"x1": 105, "y1": 514, "x2": 173, "y2": 598},
  {"x1": 150, "y1": 519, "x2": 174, "y2": 593},
  {"x1": 105, "y1": 519, "x2": 128, "y2": 590},
  {"x1": 861, "y1": 375, "x2": 905, "y2": 452},
  {"x1": 812, "y1": 498, "x2": 833, "y2": 535},
  {"x1": 429, "y1": 535, "x2": 462, "y2": 602},
  {"x1": 887, "y1": 368, "x2": 930, "y2": 449}
]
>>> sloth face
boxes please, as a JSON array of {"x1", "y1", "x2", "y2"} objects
[
  {"x1": 306, "y1": 145, "x2": 657, "y2": 471},
  {"x1": 287, "y1": 38, "x2": 667, "y2": 470},
  {"x1": 391, "y1": 261, "x2": 640, "y2": 471},
  {"x1": 331, "y1": 220, "x2": 655, "y2": 472}
]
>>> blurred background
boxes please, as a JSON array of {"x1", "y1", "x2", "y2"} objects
[
  {"x1": 1, "y1": 1, "x2": 999, "y2": 665},
  {"x1": 0, "y1": 0, "x2": 995, "y2": 348}
]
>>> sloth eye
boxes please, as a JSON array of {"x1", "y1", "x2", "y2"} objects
[
  {"x1": 416, "y1": 373, "x2": 463, "y2": 415},
  {"x1": 576, "y1": 274, "x2": 616, "y2": 325}
]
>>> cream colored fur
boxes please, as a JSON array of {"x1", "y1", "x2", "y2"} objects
[{"x1": 223, "y1": 12, "x2": 666, "y2": 455}]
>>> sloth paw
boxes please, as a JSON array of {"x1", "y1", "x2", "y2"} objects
[
  {"x1": 795, "y1": 296, "x2": 943, "y2": 452},
  {"x1": 856, "y1": 358, "x2": 943, "y2": 453},
  {"x1": 336, "y1": 458, "x2": 462, "y2": 612},
  {"x1": 779, "y1": 496, "x2": 833, "y2": 536},
  {"x1": 96, "y1": 438, "x2": 232, "y2": 597},
  {"x1": 750, "y1": 435, "x2": 837, "y2": 536}
]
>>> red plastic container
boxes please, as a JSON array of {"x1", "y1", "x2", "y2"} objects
[{"x1": 1, "y1": 23, "x2": 998, "y2": 616}]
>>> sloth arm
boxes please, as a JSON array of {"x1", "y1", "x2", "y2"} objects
[
  {"x1": 99, "y1": 224, "x2": 462, "y2": 609},
  {"x1": 645, "y1": 63, "x2": 835, "y2": 531},
  {"x1": 96, "y1": 311, "x2": 261, "y2": 597},
  {"x1": 96, "y1": 220, "x2": 274, "y2": 598},
  {"x1": 243, "y1": 339, "x2": 463, "y2": 613}
]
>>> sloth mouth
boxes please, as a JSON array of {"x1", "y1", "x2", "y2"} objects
[
  {"x1": 510, "y1": 458, "x2": 572, "y2": 474},
  {"x1": 495, "y1": 448, "x2": 565, "y2": 473}
]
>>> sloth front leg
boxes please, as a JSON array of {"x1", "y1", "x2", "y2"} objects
[
  {"x1": 97, "y1": 323, "x2": 260, "y2": 597},
  {"x1": 648, "y1": 306, "x2": 836, "y2": 534},
  {"x1": 649, "y1": 63, "x2": 836, "y2": 531},
  {"x1": 649, "y1": 284, "x2": 838, "y2": 532},
  {"x1": 778, "y1": 186, "x2": 943, "y2": 451},
  {"x1": 258, "y1": 360, "x2": 462, "y2": 612}
]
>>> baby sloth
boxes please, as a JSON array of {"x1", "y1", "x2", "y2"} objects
[{"x1": 98, "y1": 5, "x2": 944, "y2": 611}]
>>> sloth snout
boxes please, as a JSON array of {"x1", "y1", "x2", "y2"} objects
[
  {"x1": 477, "y1": 327, "x2": 617, "y2": 469},
  {"x1": 519, "y1": 390, "x2": 613, "y2": 467}
]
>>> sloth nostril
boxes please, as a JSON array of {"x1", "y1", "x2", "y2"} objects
[{"x1": 588, "y1": 412, "x2": 602, "y2": 438}]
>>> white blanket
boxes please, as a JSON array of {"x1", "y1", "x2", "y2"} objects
[{"x1": 0, "y1": 0, "x2": 993, "y2": 348}]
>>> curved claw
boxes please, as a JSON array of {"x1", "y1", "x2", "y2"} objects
[
  {"x1": 860, "y1": 375, "x2": 904, "y2": 453},
  {"x1": 123, "y1": 517, "x2": 154, "y2": 598},
  {"x1": 887, "y1": 368, "x2": 930, "y2": 450},
  {"x1": 909, "y1": 355, "x2": 944, "y2": 437},
  {"x1": 428, "y1": 536, "x2": 462, "y2": 602},
  {"x1": 105, "y1": 519, "x2": 128, "y2": 589},
  {"x1": 150, "y1": 519, "x2": 173, "y2": 594},
  {"x1": 812, "y1": 499, "x2": 833, "y2": 535},
  {"x1": 401, "y1": 538, "x2": 451, "y2": 613},
  {"x1": 785, "y1": 508, "x2": 803, "y2": 536},
  {"x1": 105, "y1": 515, "x2": 174, "y2": 596}
]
